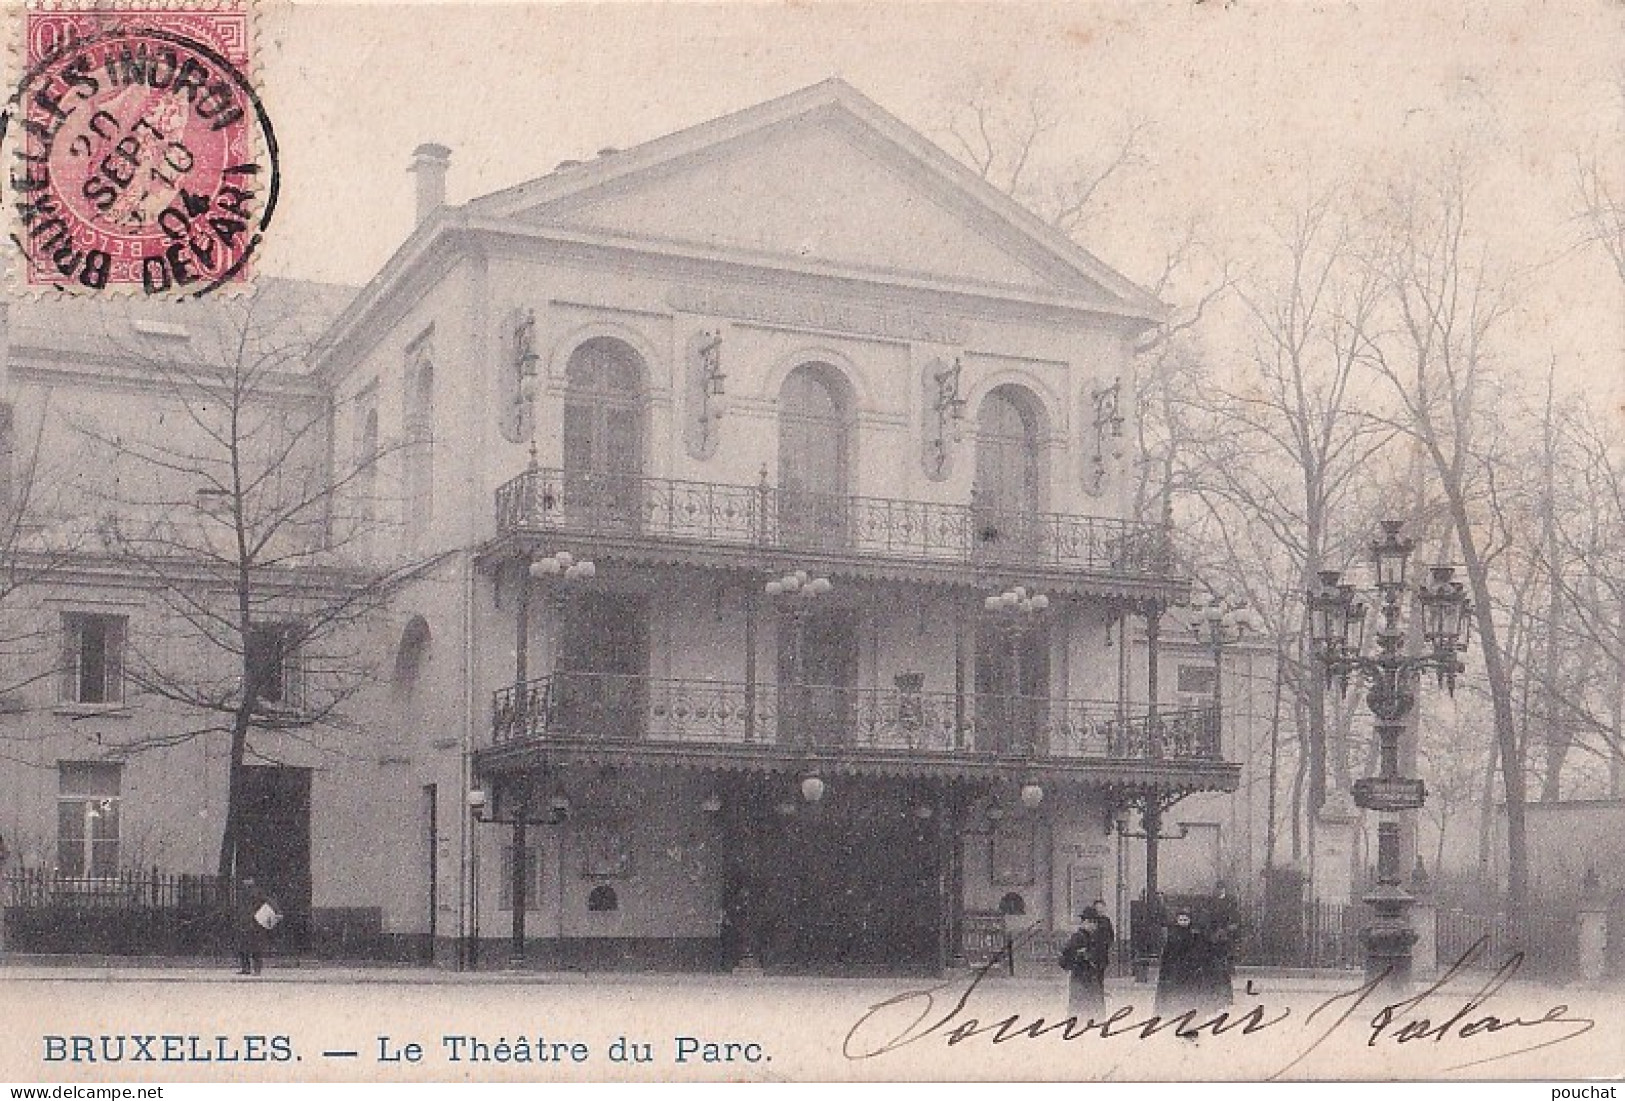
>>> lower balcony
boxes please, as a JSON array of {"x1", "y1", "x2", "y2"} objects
[{"x1": 482, "y1": 673, "x2": 1232, "y2": 790}]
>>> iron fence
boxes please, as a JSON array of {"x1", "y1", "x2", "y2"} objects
[
  {"x1": 1435, "y1": 906, "x2": 1576, "y2": 977},
  {"x1": 491, "y1": 671, "x2": 1222, "y2": 762},
  {"x1": 1229, "y1": 896, "x2": 1361, "y2": 970},
  {"x1": 495, "y1": 466, "x2": 1172, "y2": 576},
  {"x1": 4, "y1": 868, "x2": 233, "y2": 955}
]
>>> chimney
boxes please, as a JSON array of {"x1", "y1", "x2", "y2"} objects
[{"x1": 409, "y1": 143, "x2": 452, "y2": 226}]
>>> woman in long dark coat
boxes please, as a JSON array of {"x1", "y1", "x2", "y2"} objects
[
  {"x1": 1196, "y1": 904, "x2": 1237, "y2": 1009},
  {"x1": 1060, "y1": 906, "x2": 1111, "y2": 1016},
  {"x1": 1155, "y1": 909, "x2": 1204, "y2": 1016}
]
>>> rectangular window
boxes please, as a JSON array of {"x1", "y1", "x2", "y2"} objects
[
  {"x1": 60, "y1": 613, "x2": 126, "y2": 705},
  {"x1": 497, "y1": 844, "x2": 543, "y2": 911},
  {"x1": 246, "y1": 623, "x2": 304, "y2": 708},
  {"x1": 57, "y1": 761, "x2": 121, "y2": 877}
]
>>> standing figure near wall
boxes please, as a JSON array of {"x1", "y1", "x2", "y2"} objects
[{"x1": 1060, "y1": 905, "x2": 1113, "y2": 1016}]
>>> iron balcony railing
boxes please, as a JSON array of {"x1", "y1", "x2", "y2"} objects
[
  {"x1": 494, "y1": 467, "x2": 1172, "y2": 575},
  {"x1": 490, "y1": 672, "x2": 1221, "y2": 762}
]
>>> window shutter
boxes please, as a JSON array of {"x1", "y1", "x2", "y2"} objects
[
  {"x1": 105, "y1": 618, "x2": 125, "y2": 704},
  {"x1": 58, "y1": 616, "x2": 80, "y2": 703},
  {"x1": 285, "y1": 628, "x2": 305, "y2": 710}
]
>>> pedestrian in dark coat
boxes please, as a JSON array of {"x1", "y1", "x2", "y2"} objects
[
  {"x1": 1198, "y1": 893, "x2": 1238, "y2": 1008},
  {"x1": 1060, "y1": 906, "x2": 1112, "y2": 1016},
  {"x1": 235, "y1": 877, "x2": 278, "y2": 976},
  {"x1": 1155, "y1": 909, "x2": 1205, "y2": 1017},
  {"x1": 1089, "y1": 898, "x2": 1116, "y2": 950}
]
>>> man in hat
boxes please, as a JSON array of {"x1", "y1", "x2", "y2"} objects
[{"x1": 234, "y1": 876, "x2": 278, "y2": 976}]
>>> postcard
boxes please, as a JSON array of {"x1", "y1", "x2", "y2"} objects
[{"x1": 0, "y1": 0, "x2": 1622, "y2": 1086}]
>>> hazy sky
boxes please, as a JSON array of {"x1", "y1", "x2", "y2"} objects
[{"x1": 254, "y1": 1, "x2": 1624, "y2": 384}]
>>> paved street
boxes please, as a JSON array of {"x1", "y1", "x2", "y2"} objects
[{"x1": 1, "y1": 961, "x2": 1619, "y2": 1083}]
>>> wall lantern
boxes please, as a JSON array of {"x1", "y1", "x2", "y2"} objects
[
  {"x1": 1020, "y1": 783, "x2": 1044, "y2": 809},
  {"x1": 701, "y1": 793, "x2": 723, "y2": 814},
  {"x1": 800, "y1": 775, "x2": 826, "y2": 804},
  {"x1": 547, "y1": 793, "x2": 572, "y2": 822}
]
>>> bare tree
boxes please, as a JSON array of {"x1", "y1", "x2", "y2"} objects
[
  {"x1": 1187, "y1": 190, "x2": 1393, "y2": 832},
  {"x1": 1360, "y1": 164, "x2": 1533, "y2": 929},
  {"x1": 68, "y1": 282, "x2": 428, "y2": 879}
]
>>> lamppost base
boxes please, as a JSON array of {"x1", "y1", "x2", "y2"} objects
[{"x1": 1362, "y1": 880, "x2": 1418, "y2": 993}]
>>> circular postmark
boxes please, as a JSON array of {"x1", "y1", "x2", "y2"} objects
[{"x1": 0, "y1": 17, "x2": 277, "y2": 295}]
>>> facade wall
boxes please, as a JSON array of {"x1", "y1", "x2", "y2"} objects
[{"x1": 474, "y1": 250, "x2": 1137, "y2": 523}]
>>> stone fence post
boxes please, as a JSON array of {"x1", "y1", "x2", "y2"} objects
[
  {"x1": 1578, "y1": 868, "x2": 1609, "y2": 985},
  {"x1": 1410, "y1": 858, "x2": 1437, "y2": 979}
]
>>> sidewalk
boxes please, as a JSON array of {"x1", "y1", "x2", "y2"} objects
[{"x1": 0, "y1": 954, "x2": 1370, "y2": 993}]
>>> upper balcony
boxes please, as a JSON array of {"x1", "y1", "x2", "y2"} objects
[
  {"x1": 493, "y1": 467, "x2": 1179, "y2": 596},
  {"x1": 478, "y1": 672, "x2": 1236, "y2": 794}
]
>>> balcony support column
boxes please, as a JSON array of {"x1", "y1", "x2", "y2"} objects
[
  {"x1": 509, "y1": 792, "x2": 529, "y2": 970},
  {"x1": 744, "y1": 585, "x2": 758, "y2": 742},
  {"x1": 936, "y1": 781, "x2": 967, "y2": 973},
  {"x1": 954, "y1": 601, "x2": 967, "y2": 751},
  {"x1": 1144, "y1": 603, "x2": 1164, "y2": 967},
  {"x1": 515, "y1": 561, "x2": 531, "y2": 687}
]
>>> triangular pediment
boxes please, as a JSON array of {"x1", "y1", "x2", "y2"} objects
[{"x1": 468, "y1": 81, "x2": 1160, "y2": 316}]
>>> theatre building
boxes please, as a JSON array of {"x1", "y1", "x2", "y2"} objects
[
  {"x1": 0, "y1": 79, "x2": 1238, "y2": 973},
  {"x1": 324, "y1": 78, "x2": 1239, "y2": 971}
]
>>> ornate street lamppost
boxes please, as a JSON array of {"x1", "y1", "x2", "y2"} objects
[
  {"x1": 1308, "y1": 520, "x2": 1470, "y2": 988},
  {"x1": 504, "y1": 549, "x2": 596, "y2": 969},
  {"x1": 1182, "y1": 592, "x2": 1262, "y2": 755},
  {"x1": 983, "y1": 586, "x2": 1049, "y2": 755}
]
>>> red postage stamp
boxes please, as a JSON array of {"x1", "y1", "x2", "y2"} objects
[{"x1": 1, "y1": 2, "x2": 276, "y2": 295}]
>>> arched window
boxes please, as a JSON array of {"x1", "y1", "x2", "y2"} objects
[
  {"x1": 403, "y1": 338, "x2": 435, "y2": 543},
  {"x1": 393, "y1": 614, "x2": 431, "y2": 691},
  {"x1": 777, "y1": 363, "x2": 851, "y2": 548},
  {"x1": 587, "y1": 884, "x2": 619, "y2": 912},
  {"x1": 562, "y1": 338, "x2": 645, "y2": 531},
  {"x1": 973, "y1": 385, "x2": 1046, "y2": 558}
]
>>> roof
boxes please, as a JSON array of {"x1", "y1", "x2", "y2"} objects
[
  {"x1": 7, "y1": 277, "x2": 357, "y2": 370},
  {"x1": 315, "y1": 79, "x2": 1167, "y2": 373},
  {"x1": 459, "y1": 78, "x2": 1161, "y2": 315}
]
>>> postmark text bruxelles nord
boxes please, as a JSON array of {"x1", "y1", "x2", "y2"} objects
[{"x1": 1, "y1": 5, "x2": 276, "y2": 295}]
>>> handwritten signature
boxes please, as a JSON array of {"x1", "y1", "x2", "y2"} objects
[{"x1": 843, "y1": 936, "x2": 1595, "y2": 1077}]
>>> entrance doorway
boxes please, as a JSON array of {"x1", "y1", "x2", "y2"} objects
[
  {"x1": 557, "y1": 592, "x2": 650, "y2": 739},
  {"x1": 974, "y1": 623, "x2": 1050, "y2": 755},
  {"x1": 236, "y1": 765, "x2": 312, "y2": 946},
  {"x1": 776, "y1": 608, "x2": 859, "y2": 748},
  {"x1": 746, "y1": 779, "x2": 941, "y2": 974}
]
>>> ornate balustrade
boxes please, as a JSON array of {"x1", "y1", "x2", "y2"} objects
[
  {"x1": 494, "y1": 467, "x2": 1171, "y2": 576},
  {"x1": 491, "y1": 672, "x2": 1221, "y2": 763}
]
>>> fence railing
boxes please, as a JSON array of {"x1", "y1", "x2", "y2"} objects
[
  {"x1": 491, "y1": 671, "x2": 1223, "y2": 763},
  {"x1": 4, "y1": 868, "x2": 234, "y2": 955},
  {"x1": 495, "y1": 467, "x2": 1173, "y2": 576}
]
